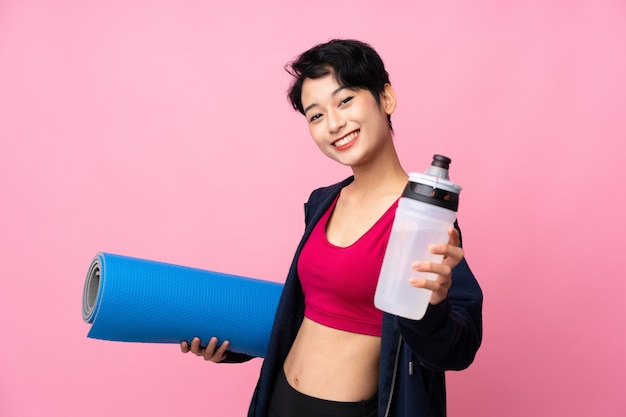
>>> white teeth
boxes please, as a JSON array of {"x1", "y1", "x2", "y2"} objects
[{"x1": 334, "y1": 131, "x2": 358, "y2": 147}]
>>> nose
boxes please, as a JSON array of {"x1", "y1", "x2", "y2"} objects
[{"x1": 326, "y1": 108, "x2": 346, "y2": 133}]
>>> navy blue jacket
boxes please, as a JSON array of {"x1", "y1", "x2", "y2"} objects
[{"x1": 240, "y1": 177, "x2": 483, "y2": 417}]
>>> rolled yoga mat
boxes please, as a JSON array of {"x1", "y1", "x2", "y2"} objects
[{"x1": 82, "y1": 252, "x2": 283, "y2": 358}]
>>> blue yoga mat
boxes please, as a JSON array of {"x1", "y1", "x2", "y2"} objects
[{"x1": 82, "y1": 252, "x2": 283, "y2": 358}]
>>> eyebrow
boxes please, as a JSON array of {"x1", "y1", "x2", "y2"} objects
[{"x1": 303, "y1": 85, "x2": 351, "y2": 114}]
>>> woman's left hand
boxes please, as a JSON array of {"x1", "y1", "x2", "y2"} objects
[{"x1": 409, "y1": 227, "x2": 464, "y2": 305}]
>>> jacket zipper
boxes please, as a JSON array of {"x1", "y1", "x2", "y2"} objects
[{"x1": 382, "y1": 335, "x2": 403, "y2": 417}]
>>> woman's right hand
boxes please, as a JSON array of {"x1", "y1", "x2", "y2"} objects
[{"x1": 180, "y1": 337, "x2": 230, "y2": 362}]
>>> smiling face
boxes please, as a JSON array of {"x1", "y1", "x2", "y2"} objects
[{"x1": 301, "y1": 72, "x2": 397, "y2": 169}]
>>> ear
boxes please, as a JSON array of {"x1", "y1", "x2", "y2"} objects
[{"x1": 381, "y1": 83, "x2": 397, "y2": 115}]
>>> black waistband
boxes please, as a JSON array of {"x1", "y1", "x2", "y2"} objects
[{"x1": 268, "y1": 368, "x2": 377, "y2": 417}]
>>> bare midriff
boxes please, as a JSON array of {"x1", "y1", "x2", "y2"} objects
[{"x1": 282, "y1": 317, "x2": 380, "y2": 402}]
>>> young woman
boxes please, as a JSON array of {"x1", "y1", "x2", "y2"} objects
[{"x1": 181, "y1": 39, "x2": 483, "y2": 417}]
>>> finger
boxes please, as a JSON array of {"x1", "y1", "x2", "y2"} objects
[
  {"x1": 410, "y1": 276, "x2": 449, "y2": 291},
  {"x1": 213, "y1": 340, "x2": 230, "y2": 361},
  {"x1": 180, "y1": 340, "x2": 190, "y2": 353},
  {"x1": 411, "y1": 261, "x2": 452, "y2": 301},
  {"x1": 409, "y1": 273, "x2": 450, "y2": 305},
  {"x1": 412, "y1": 260, "x2": 452, "y2": 278},
  {"x1": 429, "y1": 243, "x2": 464, "y2": 265},
  {"x1": 203, "y1": 337, "x2": 219, "y2": 360},
  {"x1": 190, "y1": 337, "x2": 203, "y2": 355},
  {"x1": 447, "y1": 226, "x2": 461, "y2": 246},
  {"x1": 409, "y1": 270, "x2": 451, "y2": 290}
]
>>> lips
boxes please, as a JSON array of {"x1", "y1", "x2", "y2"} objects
[{"x1": 332, "y1": 130, "x2": 359, "y2": 150}]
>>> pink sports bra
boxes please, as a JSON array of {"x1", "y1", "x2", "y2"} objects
[{"x1": 298, "y1": 195, "x2": 398, "y2": 337}]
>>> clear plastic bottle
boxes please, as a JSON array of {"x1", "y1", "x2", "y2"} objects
[{"x1": 374, "y1": 155, "x2": 462, "y2": 320}]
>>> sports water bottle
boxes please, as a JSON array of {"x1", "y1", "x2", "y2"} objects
[{"x1": 374, "y1": 154, "x2": 462, "y2": 320}]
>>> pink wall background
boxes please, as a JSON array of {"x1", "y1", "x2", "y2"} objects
[{"x1": 1, "y1": 1, "x2": 625, "y2": 416}]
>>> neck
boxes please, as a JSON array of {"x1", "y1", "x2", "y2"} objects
[{"x1": 349, "y1": 140, "x2": 408, "y2": 197}]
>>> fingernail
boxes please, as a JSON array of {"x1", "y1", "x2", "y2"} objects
[{"x1": 410, "y1": 277, "x2": 425, "y2": 286}]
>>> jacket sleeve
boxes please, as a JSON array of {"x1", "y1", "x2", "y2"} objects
[
  {"x1": 220, "y1": 351, "x2": 255, "y2": 363},
  {"x1": 395, "y1": 223, "x2": 483, "y2": 371}
]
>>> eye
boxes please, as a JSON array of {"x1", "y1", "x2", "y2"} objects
[
  {"x1": 309, "y1": 113, "x2": 323, "y2": 122},
  {"x1": 339, "y1": 96, "x2": 354, "y2": 106}
]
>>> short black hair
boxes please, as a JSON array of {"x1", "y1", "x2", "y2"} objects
[{"x1": 285, "y1": 39, "x2": 392, "y2": 130}]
